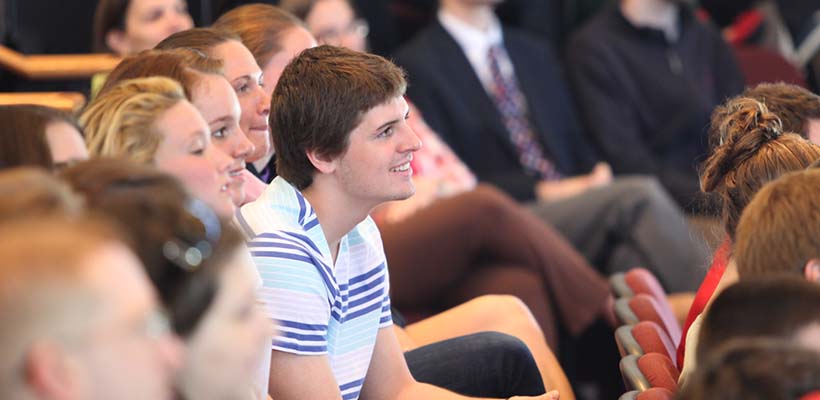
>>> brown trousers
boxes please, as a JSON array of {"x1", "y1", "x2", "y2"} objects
[{"x1": 379, "y1": 184, "x2": 610, "y2": 349}]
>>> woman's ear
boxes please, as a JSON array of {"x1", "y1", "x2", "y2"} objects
[
  {"x1": 105, "y1": 29, "x2": 129, "y2": 55},
  {"x1": 305, "y1": 149, "x2": 337, "y2": 175},
  {"x1": 804, "y1": 258, "x2": 820, "y2": 283}
]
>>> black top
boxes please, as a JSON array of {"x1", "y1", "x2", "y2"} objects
[
  {"x1": 566, "y1": 5, "x2": 744, "y2": 211},
  {"x1": 246, "y1": 154, "x2": 276, "y2": 184}
]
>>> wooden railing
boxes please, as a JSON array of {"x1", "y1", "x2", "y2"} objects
[
  {"x1": 0, "y1": 92, "x2": 86, "y2": 112},
  {"x1": 0, "y1": 45, "x2": 120, "y2": 80}
]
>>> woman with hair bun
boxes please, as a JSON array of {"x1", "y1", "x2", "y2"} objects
[{"x1": 677, "y1": 96, "x2": 820, "y2": 380}]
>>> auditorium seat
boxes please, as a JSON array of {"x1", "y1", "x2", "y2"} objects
[
  {"x1": 615, "y1": 294, "x2": 681, "y2": 345},
  {"x1": 620, "y1": 353, "x2": 679, "y2": 392},
  {"x1": 615, "y1": 321, "x2": 677, "y2": 361}
]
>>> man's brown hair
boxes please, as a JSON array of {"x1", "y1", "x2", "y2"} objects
[
  {"x1": 212, "y1": 4, "x2": 305, "y2": 69},
  {"x1": 743, "y1": 82, "x2": 820, "y2": 139},
  {"x1": 678, "y1": 338, "x2": 820, "y2": 400},
  {"x1": 271, "y1": 45, "x2": 406, "y2": 189},
  {"x1": 734, "y1": 169, "x2": 820, "y2": 278},
  {"x1": 700, "y1": 97, "x2": 820, "y2": 239},
  {"x1": 697, "y1": 277, "x2": 820, "y2": 363}
]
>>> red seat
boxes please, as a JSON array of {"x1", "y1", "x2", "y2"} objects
[
  {"x1": 620, "y1": 353, "x2": 680, "y2": 392},
  {"x1": 615, "y1": 294, "x2": 681, "y2": 346},
  {"x1": 624, "y1": 268, "x2": 669, "y2": 306},
  {"x1": 619, "y1": 388, "x2": 675, "y2": 400},
  {"x1": 615, "y1": 321, "x2": 676, "y2": 360}
]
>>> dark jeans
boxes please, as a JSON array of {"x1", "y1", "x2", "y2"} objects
[{"x1": 405, "y1": 332, "x2": 546, "y2": 397}]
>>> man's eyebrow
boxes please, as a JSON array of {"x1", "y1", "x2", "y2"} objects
[{"x1": 375, "y1": 118, "x2": 401, "y2": 132}]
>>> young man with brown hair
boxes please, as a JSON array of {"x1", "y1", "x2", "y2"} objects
[
  {"x1": 237, "y1": 45, "x2": 555, "y2": 400},
  {"x1": 734, "y1": 169, "x2": 820, "y2": 282}
]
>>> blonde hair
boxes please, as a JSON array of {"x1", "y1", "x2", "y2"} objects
[{"x1": 81, "y1": 77, "x2": 186, "y2": 163}]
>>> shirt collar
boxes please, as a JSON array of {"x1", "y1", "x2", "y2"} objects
[
  {"x1": 613, "y1": 4, "x2": 694, "y2": 44},
  {"x1": 438, "y1": 9, "x2": 504, "y2": 57}
]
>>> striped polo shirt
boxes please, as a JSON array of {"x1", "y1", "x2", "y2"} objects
[{"x1": 236, "y1": 177, "x2": 392, "y2": 400}]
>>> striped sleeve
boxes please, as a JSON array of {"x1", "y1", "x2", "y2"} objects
[{"x1": 250, "y1": 232, "x2": 332, "y2": 355}]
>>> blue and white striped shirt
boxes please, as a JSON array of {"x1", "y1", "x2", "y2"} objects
[{"x1": 237, "y1": 177, "x2": 392, "y2": 400}]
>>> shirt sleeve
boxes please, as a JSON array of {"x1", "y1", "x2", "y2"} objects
[{"x1": 249, "y1": 231, "x2": 332, "y2": 355}]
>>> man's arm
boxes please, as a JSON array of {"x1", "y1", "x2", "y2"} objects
[
  {"x1": 360, "y1": 327, "x2": 556, "y2": 400},
  {"x1": 269, "y1": 351, "x2": 342, "y2": 400}
]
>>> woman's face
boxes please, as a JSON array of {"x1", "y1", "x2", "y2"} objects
[
  {"x1": 305, "y1": 0, "x2": 367, "y2": 52},
  {"x1": 190, "y1": 73, "x2": 253, "y2": 207},
  {"x1": 209, "y1": 40, "x2": 271, "y2": 163},
  {"x1": 45, "y1": 121, "x2": 89, "y2": 168},
  {"x1": 111, "y1": 0, "x2": 194, "y2": 55},
  {"x1": 152, "y1": 100, "x2": 235, "y2": 218},
  {"x1": 261, "y1": 26, "x2": 317, "y2": 98},
  {"x1": 178, "y1": 245, "x2": 271, "y2": 400}
]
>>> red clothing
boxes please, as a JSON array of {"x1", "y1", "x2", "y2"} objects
[{"x1": 676, "y1": 238, "x2": 731, "y2": 369}]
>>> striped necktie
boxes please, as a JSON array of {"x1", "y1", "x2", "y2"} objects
[{"x1": 487, "y1": 44, "x2": 562, "y2": 180}]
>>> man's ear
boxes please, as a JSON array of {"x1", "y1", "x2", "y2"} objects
[
  {"x1": 306, "y1": 149, "x2": 337, "y2": 175},
  {"x1": 804, "y1": 258, "x2": 820, "y2": 283},
  {"x1": 25, "y1": 341, "x2": 78, "y2": 400},
  {"x1": 105, "y1": 29, "x2": 129, "y2": 55}
]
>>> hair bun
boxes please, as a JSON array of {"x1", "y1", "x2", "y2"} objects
[{"x1": 701, "y1": 97, "x2": 785, "y2": 192}]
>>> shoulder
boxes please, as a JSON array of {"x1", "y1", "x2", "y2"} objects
[
  {"x1": 567, "y1": 9, "x2": 619, "y2": 52},
  {"x1": 394, "y1": 23, "x2": 449, "y2": 65}
]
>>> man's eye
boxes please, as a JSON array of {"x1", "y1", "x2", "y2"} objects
[{"x1": 378, "y1": 127, "x2": 394, "y2": 138}]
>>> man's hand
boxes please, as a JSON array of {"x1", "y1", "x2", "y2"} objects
[{"x1": 535, "y1": 162, "x2": 612, "y2": 202}]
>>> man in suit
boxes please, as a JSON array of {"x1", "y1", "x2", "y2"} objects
[{"x1": 393, "y1": 0, "x2": 709, "y2": 292}]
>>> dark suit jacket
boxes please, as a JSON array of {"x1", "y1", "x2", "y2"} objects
[{"x1": 394, "y1": 21, "x2": 598, "y2": 201}]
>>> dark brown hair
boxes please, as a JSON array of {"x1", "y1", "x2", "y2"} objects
[
  {"x1": 60, "y1": 158, "x2": 243, "y2": 337},
  {"x1": 734, "y1": 169, "x2": 820, "y2": 278},
  {"x1": 155, "y1": 27, "x2": 240, "y2": 54},
  {"x1": 212, "y1": 3, "x2": 305, "y2": 68},
  {"x1": 0, "y1": 105, "x2": 82, "y2": 170},
  {"x1": 678, "y1": 338, "x2": 820, "y2": 400},
  {"x1": 743, "y1": 83, "x2": 820, "y2": 139},
  {"x1": 700, "y1": 97, "x2": 820, "y2": 239},
  {"x1": 697, "y1": 277, "x2": 820, "y2": 363},
  {"x1": 271, "y1": 45, "x2": 406, "y2": 189},
  {"x1": 98, "y1": 48, "x2": 223, "y2": 100},
  {"x1": 92, "y1": 0, "x2": 131, "y2": 53}
]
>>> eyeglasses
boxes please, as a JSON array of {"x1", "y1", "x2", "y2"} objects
[{"x1": 314, "y1": 18, "x2": 369, "y2": 47}]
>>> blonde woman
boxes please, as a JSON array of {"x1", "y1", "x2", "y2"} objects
[
  {"x1": 98, "y1": 48, "x2": 255, "y2": 206},
  {"x1": 81, "y1": 76, "x2": 235, "y2": 218}
]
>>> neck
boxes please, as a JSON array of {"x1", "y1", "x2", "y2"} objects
[
  {"x1": 621, "y1": 0, "x2": 679, "y2": 40},
  {"x1": 301, "y1": 177, "x2": 372, "y2": 263},
  {"x1": 441, "y1": 0, "x2": 496, "y2": 31},
  {"x1": 251, "y1": 151, "x2": 274, "y2": 172}
]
